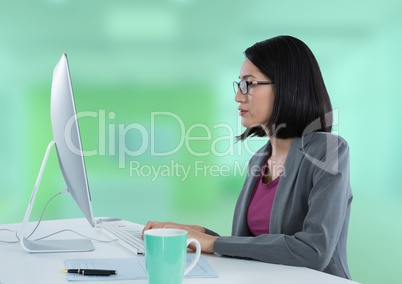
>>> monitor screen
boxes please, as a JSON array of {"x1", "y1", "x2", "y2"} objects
[
  {"x1": 51, "y1": 53, "x2": 95, "y2": 228},
  {"x1": 20, "y1": 54, "x2": 95, "y2": 252}
]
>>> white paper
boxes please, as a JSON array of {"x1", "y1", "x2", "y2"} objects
[{"x1": 64, "y1": 254, "x2": 219, "y2": 281}]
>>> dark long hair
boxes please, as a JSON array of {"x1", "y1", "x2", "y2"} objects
[{"x1": 238, "y1": 35, "x2": 333, "y2": 140}]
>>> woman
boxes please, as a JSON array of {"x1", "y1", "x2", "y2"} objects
[{"x1": 143, "y1": 35, "x2": 353, "y2": 279}]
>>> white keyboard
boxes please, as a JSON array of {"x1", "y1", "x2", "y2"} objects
[{"x1": 101, "y1": 224, "x2": 145, "y2": 255}]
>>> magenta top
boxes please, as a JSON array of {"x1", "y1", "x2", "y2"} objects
[{"x1": 247, "y1": 163, "x2": 280, "y2": 236}]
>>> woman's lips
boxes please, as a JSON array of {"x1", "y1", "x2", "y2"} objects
[{"x1": 238, "y1": 108, "x2": 248, "y2": 116}]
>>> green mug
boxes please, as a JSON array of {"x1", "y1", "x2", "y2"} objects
[{"x1": 144, "y1": 228, "x2": 201, "y2": 284}]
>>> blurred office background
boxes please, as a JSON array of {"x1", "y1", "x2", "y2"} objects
[{"x1": 1, "y1": 0, "x2": 401, "y2": 283}]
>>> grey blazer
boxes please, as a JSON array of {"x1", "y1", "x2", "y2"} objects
[{"x1": 211, "y1": 132, "x2": 353, "y2": 279}]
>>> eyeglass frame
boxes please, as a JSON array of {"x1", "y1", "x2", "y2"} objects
[{"x1": 233, "y1": 80, "x2": 274, "y2": 95}]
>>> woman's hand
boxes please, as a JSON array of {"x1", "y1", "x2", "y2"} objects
[
  {"x1": 142, "y1": 221, "x2": 218, "y2": 254},
  {"x1": 142, "y1": 221, "x2": 205, "y2": 233}
]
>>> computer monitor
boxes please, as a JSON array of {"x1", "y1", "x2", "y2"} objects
[{"x1": 20, "y1": 54, "x2": 95, "y2": 253}]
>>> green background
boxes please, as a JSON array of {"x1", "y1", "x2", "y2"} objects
[{"x1": 1, "y1": 1, "x2": 402, "y2": 283}]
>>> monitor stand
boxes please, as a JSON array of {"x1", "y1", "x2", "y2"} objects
[{"x1": 19, "y1": 140, "x2": 94, "y2": 253}]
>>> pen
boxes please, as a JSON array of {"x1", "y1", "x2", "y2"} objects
[{"x1": 61, "y1": 269, "x2": 117, "y2": 276}]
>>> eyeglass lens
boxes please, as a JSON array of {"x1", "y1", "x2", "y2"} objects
[{"x1": 233, "y1": 81, "x2": 248, "y2": 95}]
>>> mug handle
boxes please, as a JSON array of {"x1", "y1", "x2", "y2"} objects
[{"x1": 184, "y1": 238, "x2": 201, "y2": 275}]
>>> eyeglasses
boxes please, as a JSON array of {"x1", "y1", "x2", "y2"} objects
[{"x1": 233, "y1": 80, "x2": 274, "y2": 95}]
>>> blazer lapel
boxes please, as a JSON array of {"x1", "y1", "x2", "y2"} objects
[{"x1": 269, "y1": 135, "x2": 312, "y2": 233}]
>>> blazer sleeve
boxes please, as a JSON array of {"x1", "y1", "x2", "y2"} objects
[
  {"x1": 204, "y1": 228, "x2": 220, "y2": 237},
  {"x1": 213, "y1": 136, "x2": 352, "y2": 272}
]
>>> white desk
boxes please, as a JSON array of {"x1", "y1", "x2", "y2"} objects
[{"x1": 0, "y1": 219, "x2": 358, "y2": 284}]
